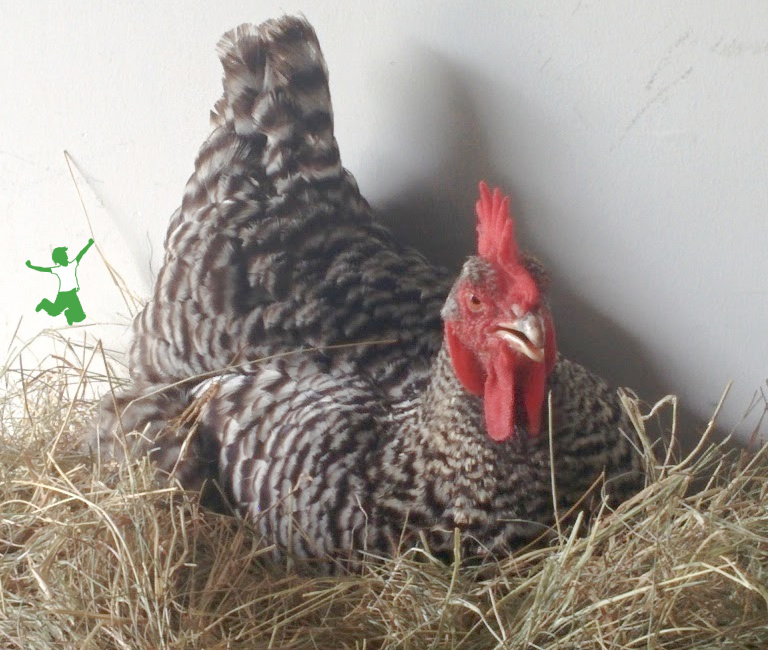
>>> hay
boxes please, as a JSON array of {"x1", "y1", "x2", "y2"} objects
[{"x1": 1, "y1": 337, "x2": 767, "y2": 649}]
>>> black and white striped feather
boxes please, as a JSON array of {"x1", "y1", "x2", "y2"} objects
[{"x1": 93, "y1": 15, "x2": 643, "y2": 565}]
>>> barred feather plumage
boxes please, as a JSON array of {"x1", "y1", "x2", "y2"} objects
[
  {"x1": 129, "y1": 15, "x2": 448, "y2": 396},
  {"x1": 93, "y1": 15, "x2": 644, "y2": 566}
]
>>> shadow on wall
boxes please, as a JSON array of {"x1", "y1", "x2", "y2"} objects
[{"x1": 370, "y1": 50, "x2": 707, "y2": 454}]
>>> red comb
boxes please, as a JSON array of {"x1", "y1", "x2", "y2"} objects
[{"x1": 475, "y1": 181, "x2": 519, "y2": 268}]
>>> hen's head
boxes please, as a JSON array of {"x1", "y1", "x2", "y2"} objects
[{"x1": 441, "y1": 182, "x2": 557, "y2": 442}]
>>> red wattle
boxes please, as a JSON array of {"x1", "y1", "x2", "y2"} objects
[
  {"x1": 524, "y1": 313, "x2": 556, "y2": 436},
  {"x1": 522, "y1": 360, "x2": 548, "y2": 437},
  {"x1": 483, "y1": 347, "x2": 516, "y2": 441},
  {"x1": 446, "y1": 317, "x2": 555, "y2": 442},
  {"x1": 484, "y1": 342, "x2": 552, "y2": 441}
]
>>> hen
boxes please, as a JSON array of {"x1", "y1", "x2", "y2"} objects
[{"x1": 93, "y1": 15, "x2": 643, "y2": 563}]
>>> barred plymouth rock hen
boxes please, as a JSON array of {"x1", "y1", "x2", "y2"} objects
[{"x1": 93, "y1": 15, "x2": 644, "y2": 563}]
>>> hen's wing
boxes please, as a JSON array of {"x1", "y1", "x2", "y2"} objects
[{"x1": 191, "y1": 358, "x2": 388, "y2": 560}]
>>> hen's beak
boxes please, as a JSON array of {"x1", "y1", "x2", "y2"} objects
[{"x1": 495, "y1": 313, "x2": 546, "y2": 362}]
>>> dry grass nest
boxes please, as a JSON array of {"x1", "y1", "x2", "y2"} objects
[{"x1": 1, "y1": 332, "x2": 766, "y2": 649}]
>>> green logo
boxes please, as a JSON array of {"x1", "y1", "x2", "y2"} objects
[{"x1": 26, "y1": 238, "x2": 94, "y2": 325}]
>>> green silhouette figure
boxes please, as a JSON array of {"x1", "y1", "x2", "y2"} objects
[{"x1": 26, "y1": 238, "x2": 94, "y2": 325}]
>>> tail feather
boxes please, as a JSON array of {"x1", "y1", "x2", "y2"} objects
[
  {"x1": 176, "y1": 15, "x2": 345, "y2": 233},
  {"x1": 213, "y1": 17, "x2": 337, "y2": 169},
  {"x1": 132, "y1": 15, "x2": 384, "y2": 385}
]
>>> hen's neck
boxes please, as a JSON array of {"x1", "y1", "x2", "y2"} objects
[
  {"x1": 415, "y1": 344, "x2": 485, "y2": 445},
  {"x1": 395, "y1": 344, "x2": 530, "y2": 501},
  {"x1": 370, "y1": 343, "x2": 545, "y2": 553}
]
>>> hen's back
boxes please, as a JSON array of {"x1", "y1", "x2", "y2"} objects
[{"x1": 129, "y1": 16, "x2": 451, "y2": 396}]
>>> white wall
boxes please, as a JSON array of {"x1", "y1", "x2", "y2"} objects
[{"x1": 2, "y1": 1, "x2": 766, "y2": 445}]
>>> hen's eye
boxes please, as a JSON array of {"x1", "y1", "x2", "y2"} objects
[{"x1": 467, "y1": 293, "x2": 483, "y2": 312}]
